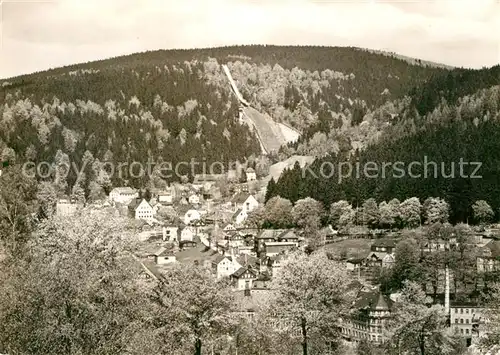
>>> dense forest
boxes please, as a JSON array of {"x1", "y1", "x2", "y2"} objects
[
  {"x1": 269, "y1": 81, "x2": 500, "y2": 223},
  {"x1": 1, "y1": 45, "x2": 498, "y2": 209}
]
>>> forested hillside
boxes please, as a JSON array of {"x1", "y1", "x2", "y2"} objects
[
  {"x1": 269, "y1": 82, "x2": 500, "y2": 223},
  {"x1": 0, "y1": 45, "x2": 451, "y2": 200}
]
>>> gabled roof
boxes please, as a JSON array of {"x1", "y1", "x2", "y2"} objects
[
  {"x1": 277, "y1": 229, "x2": 299, "y2": 240},
  {"x1": 231, "y1": 192, "x2": 252, "y2": 204},
  {"x1": 366, "y1": 252, "x2": 388, "y2": 261},
  {"x1": 128, "y1": 198, "x2": 151, "y2": 211},
  {"x1": 213, "y1": 254, "x2": 230, "y2": 265},
  {"x1": 153, "y1": 246, "x2": 175, "y2": 257},
  {"x1": 354, "y1": 290, "x2": 393, "y2": 311},
  {"x1": 236, "y1": 254, "x2": 259, "y2": 268},
  {"x1": 232, "y1": 267, "x2": 258, "y2": 279},
  {"x1": 485, "y1": 240, "x2": 500, "y2": 258},
  {"x1": 256, "y1": 229, "x2": 286, "y2": 240},
  {"x1": 232, "y1": 208, "x2": 243, "y2": 219},
  {"x1": 111, "y1": 187, "x2": 136, "y2": 194},
  {"x1": 141, "y1": 260, "x2": 163, "y2": 280}
]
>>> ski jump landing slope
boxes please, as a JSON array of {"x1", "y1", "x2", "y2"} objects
[{"x1": 222, "y1": 64, "x2": 300, "y2": 155}]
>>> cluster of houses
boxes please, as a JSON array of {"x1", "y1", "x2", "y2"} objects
[{"x1": 51, "y1": 171, "x2": 500, "y2": 349}]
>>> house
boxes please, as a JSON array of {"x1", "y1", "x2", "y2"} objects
[
  {"x1": 245, "y1": 167, "x2": 257, "y2": 182},
  {"x1": 236, "y1": 245, "x2": 254, "y2": 256},
  {"x1": 192, "y1": 174, "x2": 225, "y2": 190},
  {"x1": 365, "y1": 252, "x2": 395, "y2": 268},
  {"x1": 477, "y1": 240, "x2": 500, "y2": 272},
  {"x1": 128, "y1": 198, "x2": 155, "y2": 221},
  {"x1": 231, "y1": 267, "x2": 258, "y2": 290},
  {"x1": 223, "y1": 223, "x2": 237, "y2": 234},
  {"x1": 179, "y1": 240, "x2": 197, "y2": 250},
  {"x1": 370, "y1": 239, "x2": 397, "y2": 254},
  {"x1": 233, "y1": 208, "x2": 248, "y2": 226},
  {"x1": 212, "y1": 255, "x2": 242, "y2": 279},
  {"x1": 450, "y1": 303, "x2": 483, "y2": 339},
  {"x1": 180, "y1": 226, "x2": 196, "y2": 242},
  {"x1": 56, "y1": 199, "x2": 79, "y2": 217},
  {"x1": 255, "y1": 229, "x2": 300, "y2": 254},
  {"x1": 109, "y1": 187, "x2": 138, "y2": 204},
  {"x1": 340, "y1": 288, "x2": 392, "y2": 344},
  {"x1": 346, "y1": 257, "x2": 365, "y2": 272},
  {"x1": 228, "y1": 232, "x2": 246, "y2": 248},
  {"x1": 176, "y1": 205, "x2": 201, "y2": 225},
  {"x1": 163, "y1": 226, "x2": 180, "y2": 242},
  {"x1": 230, "y1": 192, "x2": 259, "y2": 217},
  {"x1": 153, "y1": 247, "x2": 176, "y2": 265},
  {"x1": 264, "y1": 241, "x2": 298, "y2": 257},
  {"x1": 157, "y1": 190, "x2": 173, "y2": 205},
  {"x1": 188, "y1": 193, "x2": 201, "y2": 205}
]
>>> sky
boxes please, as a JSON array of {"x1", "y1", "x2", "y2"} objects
[{"x1": 0, "y1": 0, "x2": 498, "y2": 79}]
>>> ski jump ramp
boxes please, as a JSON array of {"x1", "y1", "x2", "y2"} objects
[{"x1": 222, "y1": 64, "x2": 300, "y2": 155}]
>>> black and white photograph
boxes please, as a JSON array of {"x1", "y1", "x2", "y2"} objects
[{"x1": 0, "y1": 0, "x2": 499, "y2": 354}]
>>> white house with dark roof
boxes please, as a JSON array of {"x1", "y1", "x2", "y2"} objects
[
  {"x1": 245, "y1": 167, "x2": 257, "y2": 181},
  {"x1": 109, "y1": 187, "x2": 138, "y2": 204},
  {"x1": 128, "y1": 198, "x2": 155, "y2": 221},
  {"x1": 153, "y1": 247, "x2": 176, "y2": 265},
  {"x1": 211, "y1": 254, "x2": 242, "y2": 279},
  {"x1": 231, "y1": 266, "x2": 258, "y2": 290},
  {"x1": 230, "y1": 192, "x2": 259, "y2": 225}
]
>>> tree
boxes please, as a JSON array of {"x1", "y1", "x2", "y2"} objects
[
  {"x1": 245, "y1": 205, "x2": 266, "y2": 230},
  {"x1": 379, "y1": 201, "x2": 396, "y2": 229},
  {"x1": 338, "y1": 207, "x2": 356, "y2": 230},
  {"x1": 387, "y1": 281, "x2": 465, "y2": 355},
  {"x1": 291, "y1": 197, "x2": 324, "y2": 231},
  {"x1": 423, "y1": 197, "x2": 449, "y2": 224},
  {"x1": 37, "y1": 181, "x2": 58, "y2": 219},
  {"x1": 264, "y1": 196, "x2": 293, "y2": 228},
  {"x1": 0, "y1": 211, "x2": 151, "y2": 355},
  {"x1": 265, "y1": 177, "x2": 277, "y2": 202},
  {"x1": 0, "y1": 165, "x2": 38, "y2": 255},
  {"x1": 480, "y1": 282, "x2": 500, "y2": 349},
  {"x1": 150, "y1": 264, "x2": 235, "y2": 355},
  {"x1": 144, "y1": 188, "x2": 152, "y2": 202},
  {"x1": 472, "y1": 200, "x2": 494, "y2": 224},
  {"x1": 386, "y1": 238, "x2": 423, "y2": 292},
  {"x1": 330, "y1": 200, "x2": 353, "y2": 228},
  {"x1": 361, "y1": 198, "x2": 379, "y2": 228},
  {"x1": 400, "y1": 197, "x2": 422, "y2": 228},
  {"x1": 270, "y1": 251, "x2": 352, "y2": 355}
]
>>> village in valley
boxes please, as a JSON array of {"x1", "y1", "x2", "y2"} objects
[
  {"x1": 51, "y1": 155, "x2": 500, "y2": 352},
  {"x1": 1, "y1": 3, "x2": 500, "y2": 351}
]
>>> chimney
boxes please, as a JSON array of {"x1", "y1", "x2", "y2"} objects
[{"x1": 444, "y1": 265, "x2": 450, "y2": 315}]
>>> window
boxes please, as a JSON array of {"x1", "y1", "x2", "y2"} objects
[
  {"x1": 466, "y1": 329, "x2": 470, "y2": 335},
  {"x1": 466, "y1": 309, "x2": 469, "y2": 314},
  {"x1": 455, "y1": 319, "x2": 458, "y2": 324},
  {"x1": 460, "y1": 329, "x2": 464, "y2": 334},
  {"x1": 460, "y1": 319, "x2": 463, "y2": 324},
  {"x1": 460, "y1": 309, "x2": 463, "y2": 314},
  {"x1": 455, "y1": 309, "x2": 458, "y2": 313},
  {"x1": 466, "y1": 319, "x2": 469, "y2": 324}
]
